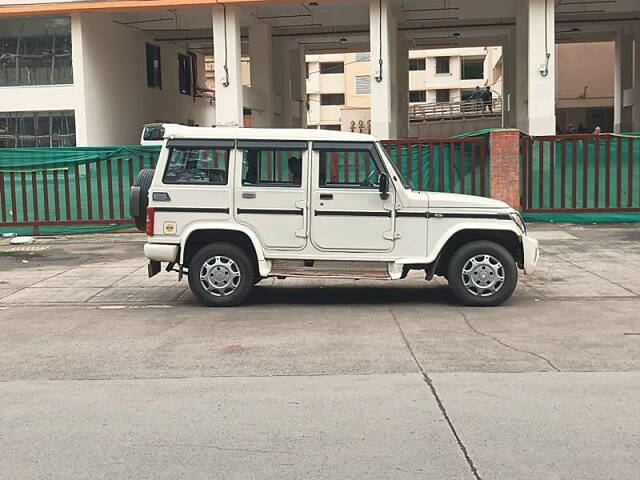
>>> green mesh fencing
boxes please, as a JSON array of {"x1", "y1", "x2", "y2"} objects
[
  {"x1": 0, "y1": 139, "x2": 490, "y2": 236},
  {"x1": 521, "y1": 134, "x2": 640, "y2": 223},
  {"x1": 383, "y1": 138, "x2": 490, "y2": 195},
  {"x1": 1, "y1": 146, "x2": 161, "y2": 235}
]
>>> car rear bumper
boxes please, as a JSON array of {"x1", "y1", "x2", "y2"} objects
[
  {"x1": 144, "y1": 243, "x2": 179, "y2": 263},
  {"x1": 521, "y1": 234, "x2": 540, "y2": 274}
]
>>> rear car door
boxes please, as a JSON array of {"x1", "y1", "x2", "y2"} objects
[
  {"x1": 154, "y1": 139, "x2": 234, "y2": 234},
  {"x1": 310, "y1": 142, "x2": 396, "y2": 252},
  {"x1": 234, "y1": 140, "x2": 309, "y2": 251}
]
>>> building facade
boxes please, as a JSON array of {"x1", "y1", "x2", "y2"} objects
[
  {"x1": 306, "y1": 47, "x2": 503, "y2": 132},
  {"x1": 0, "y1": 13, "x2": 215, "y2": 147},
  {"x1": 0, "y1": 0, "x2": 638, "y2": 146}
]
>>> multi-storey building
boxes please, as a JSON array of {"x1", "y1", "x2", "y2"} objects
[
  {"x1": 306, "y1": 47, "x2": 503, "y2": 133},
  {"x1": 0, "y1": 0, "x2": 638, "y2": 146}
]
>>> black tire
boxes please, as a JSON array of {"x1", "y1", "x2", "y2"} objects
[
  {"x1": 131, "y1": 168, "x2": 155, "y2": 231},
  {"x1": 447, "y1": 240, "x2": 518, "y2": 307},
  {"x1": 188, "y1": 242, "x2": 255, "y2": 307}
]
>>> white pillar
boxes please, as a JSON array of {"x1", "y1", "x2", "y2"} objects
[
  {"x1": 370, "y1": 0, "x2": 405, "y2": 139},
  {"x1": 615, "y1": 29, "x2": 634, "y2": 133},
  {"x1": 515, "y1": 3, "x2": 529, "y2": 132},
  {"x1": 71, "y1": 13, "x2": 88, "y2": 146},
  {"x1": 503, "y1": 29, "x2": 518, "y2": 128},
  {"x1": 526, "y1": 0, "x2": 556, "y2": 136},
  {"x1": 249, "y1": 20, "x2": 273, "y2": 127},
  {"x1": 634, "y1": 27, "x2": 640, "y2": 132},
  {"x1": 212, "y1": 5, "x2": 243, "y2": 127}
]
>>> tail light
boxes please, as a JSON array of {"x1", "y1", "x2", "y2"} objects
[{"x1": 145, "y1": 207, "x2": 155, "y2": 236}]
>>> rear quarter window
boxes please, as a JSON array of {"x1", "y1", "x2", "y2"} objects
[{"x1": 163, "y1": 147, "x2": 230, "y2": 185}]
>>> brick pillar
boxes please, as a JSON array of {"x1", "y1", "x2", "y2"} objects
[{"x1": 490, "y1": 129, "x2": 521, "y2": 210}]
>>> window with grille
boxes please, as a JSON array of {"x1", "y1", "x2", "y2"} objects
[
  {"x1": 0, "y1": 16, "x2": 73, "y2": 87},
  {"x1": 355, "y1": 53, "x2": 371, "y2": 62},
  {"x1": 0, "y1": 110, "x2": 76, "y2": 148},
  {"x1": 146, "y1": 43, "x2": 162, "y2": 89},
  {"x1": 178, "y1": 53, "x2": 193, "y2": 95}
]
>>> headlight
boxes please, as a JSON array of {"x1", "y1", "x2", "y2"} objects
[{"x1": 509, "y1": 212, "x2": 527, "y2": 235}]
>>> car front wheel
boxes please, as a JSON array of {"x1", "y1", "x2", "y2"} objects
[
  {"x1": 447, "y1": 240, "x2": 518, "y2": 307},
  {"x1": 188, "y1": 242, "x2": 255, "y2": 307}
]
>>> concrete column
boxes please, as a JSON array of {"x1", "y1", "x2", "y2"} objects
[
  {"x1": 527, "y1": 0, "x2": 556, "y2": 135},
  {"x1": 502, "y1": 28, "x2": 518, "y2": 128},
  {"x1": 289, "y1": 45, "x2": 307, "y2": 128},
  {"x1": 515, "y1": 1, "x2": 529, "y2": 132},
  {"x1": 370, "y1": 0, "x2": 406, "y2": 139},
  {"x1": 212, "y1": 5, "x2": 243, "y2": 127},
  {"x1": 270, "y1": 39, "x2": 307, "y2": 128},
  {"x1": 634, "y1": 27, "x2": 640, "y2": 132},
  {"x1": 515, "y1": 0, "x2": 556, "y2": 135},
  {"x1": 248, "y1": 20, "x2": 273, "y2": 127},
  {"x1": 271, "y1": 37, "x2": 288, "y2": 127},
  {"x1": 71, "y1": 13, "x2": 88, "y2": 146},
  {"x1": 395, "y1": 30, "x2": 409, "y2": 139},
  {"x1": 615, "y1": 29, "x2": 634, "y2": 133},
  {"x1": 490, "y1": 129, "x2": 521, "y2": 209}
]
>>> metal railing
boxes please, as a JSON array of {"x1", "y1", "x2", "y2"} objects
[
  {"x1": 410, "y1": 98, "x2": 502, "y2": 122},
  {"x1": 520, "y1": 134, "x2": 640, "y2": 213},
  {"x1": 0, "y1": 137, "x2": 492, "y2": 232},
  {"x1": 0, "y1": 153, "x2": 157, "y2": 232},
  {"x1": 382, "y1": 137, "x2": 490, "y2": 196}
]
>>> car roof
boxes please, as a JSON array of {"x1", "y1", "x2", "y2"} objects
[{"x1": 162, "y1": 124, "x2": 378, "y2": 143}]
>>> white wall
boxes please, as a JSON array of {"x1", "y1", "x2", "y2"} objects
[{"x1": 79, "y1": 12, "x2": 214, "y2": 146}]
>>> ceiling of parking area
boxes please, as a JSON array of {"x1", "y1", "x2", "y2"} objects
[{"x1": 109, "y1": 0, "x2": 640, "y2": 53}]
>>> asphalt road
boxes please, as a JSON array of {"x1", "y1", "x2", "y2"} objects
[{"x1": 1, "y1": 224, "x2": 640, "y2": 479}]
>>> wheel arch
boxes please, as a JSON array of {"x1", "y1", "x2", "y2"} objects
[
  {"x1": 180, "y1": 224, "x2": 269, "y2": 276},
  {"x1": 432, "y1": 227, "x2": 523, "y2": 277}
]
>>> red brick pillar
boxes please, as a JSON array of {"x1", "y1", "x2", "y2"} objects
[{"x1": 490, "y1": 129, "x2": 521, "y2": 210}]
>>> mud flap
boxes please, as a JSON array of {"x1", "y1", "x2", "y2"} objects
[{"x1": 148, "y1": 260, "x2": 161, "y2": 278}]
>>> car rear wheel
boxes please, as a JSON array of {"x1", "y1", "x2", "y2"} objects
[
  {"x1": 447, "y1": 240, "x2": 517, "y2": 307},
  {"x1": 188, "y1": 242, "x2": 255, "y2": 307}
]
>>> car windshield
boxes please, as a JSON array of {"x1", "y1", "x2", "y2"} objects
[{"x1": 378, "y1": 144, "x2": 413, "y2": 190}]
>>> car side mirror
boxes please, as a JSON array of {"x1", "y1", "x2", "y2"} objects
[{"x1": 378, "y1": 173, "x2": 389, "y2": 200}]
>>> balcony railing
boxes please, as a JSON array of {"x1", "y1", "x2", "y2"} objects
[{"x1": 410, "y1": 98, "x2": 502, "y2": 122}]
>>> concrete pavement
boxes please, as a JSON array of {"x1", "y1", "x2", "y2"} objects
[{"x1": 1, "y1": 224, "x2": 640, "y2": 479}]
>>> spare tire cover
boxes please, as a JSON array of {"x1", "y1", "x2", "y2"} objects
[{"x1": 131, "y1": 168, "x2": 155, "y2": 231}]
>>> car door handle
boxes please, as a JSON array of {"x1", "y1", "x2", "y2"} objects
[
  {"x1": 320, "y1": 194, "x2": 333, "y2": 200},
  {"x1": 242, "y1": 192, "x2": 256, "y2": 199}
]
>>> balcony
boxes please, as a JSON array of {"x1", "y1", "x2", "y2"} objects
[{"x1": 409, "y1": 98, "x2": 502, "y2": 122}]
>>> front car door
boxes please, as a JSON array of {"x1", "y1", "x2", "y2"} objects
[
  {"x1": 310, "y1": 141, "x2": 396, "y2": 252},
  {"x1": 234, "y1": 140, "x2": 309, "y2": 251}
]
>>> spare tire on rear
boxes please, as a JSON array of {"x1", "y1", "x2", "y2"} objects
[{"x1": 130, "y1": 168, "x2": 155, "y2": 231}]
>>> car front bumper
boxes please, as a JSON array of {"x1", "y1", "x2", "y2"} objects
[{"x1": 521, "y1": 234, "x2": 540, "y2": 274}]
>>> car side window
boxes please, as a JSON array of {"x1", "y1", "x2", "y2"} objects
[
  {"x1": 318, "y1": 150, "x2": 381, "y2": 188},
  {"x1": 242, "y1": 148, "x2": 305, "y2": 187},
  {"x1": 163, "y1": 147, "x2": 230, "y2": 185}
]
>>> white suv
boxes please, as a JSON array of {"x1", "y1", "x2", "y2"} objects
[{"x1": 131, "y1": 125, "x2": 539, "y2": 307}]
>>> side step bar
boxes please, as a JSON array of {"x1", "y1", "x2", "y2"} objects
[{"x1": 270, "y1": 259, "x2": 390, "y2": 279}]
